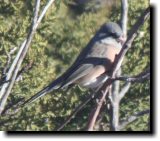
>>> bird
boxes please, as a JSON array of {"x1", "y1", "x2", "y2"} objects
[{"x1": 22, "y1": 22, "x2": 125, "y2": 106}]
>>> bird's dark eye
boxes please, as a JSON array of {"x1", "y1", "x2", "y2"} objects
[{"x1": 110, "y1": 32, "x2": 120, "y2": 39}]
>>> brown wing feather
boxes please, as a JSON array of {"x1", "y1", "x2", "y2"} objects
[{"x1": 75, "y1": 43, "x2": 121, "y2": 86}]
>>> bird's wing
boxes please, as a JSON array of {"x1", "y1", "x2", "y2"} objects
[
  {"x1": 19, "y1": 44, "x2": 95, "y2": 107},
  {"x1": 21, "y1": 39, "x2": 121, "y2": 107},
  {"x1": 60, "y1": 42, "x2": 121, "y2": 88},
  {"x1": 60, "y1": 63, "x2": 94, "y2": 88}
]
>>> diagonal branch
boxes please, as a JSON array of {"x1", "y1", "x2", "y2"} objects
[
  {"x1": 113, "y1": 8, "x2": 150, "y2": 75},
  {"x1": 86, "y1": 7, "x2": 150, "y2": 131},
  {"x1": 0, "y1": 0, "x2": 56, "y2": 115},
  {"x1": 0, "y1": 47, "x2": 17, "y2": 87},
  {"x1": 118, "y1": 82, "x2": 131, "y2": 100},
  {"x1": 55, "y1": 92, "x2": 96, "y2": 131},
  {"x1": 86, "y1": 82, "x2": 111, "y2": 131},
  {"x1": 0, "y1": 0, "x2": 40, "y2": 115},
  {"x1": 2, "y1": 47, "x2": 17, "y2": 76},
  {"x1": 114, "y1": 67, "x2": 150, "y2": 83}
]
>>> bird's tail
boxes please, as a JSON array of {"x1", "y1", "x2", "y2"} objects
[{"x1": 21, "y1": 79, "x2": 62, "y2": 107}]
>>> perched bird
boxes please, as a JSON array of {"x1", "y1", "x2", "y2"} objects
[{"x1": 23, "y1": 22, "x2": 125, "y2": 106}]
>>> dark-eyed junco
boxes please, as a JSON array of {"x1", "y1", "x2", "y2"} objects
[{"x1": 23, "y1": 22, "x2": 125, "y2": 106}]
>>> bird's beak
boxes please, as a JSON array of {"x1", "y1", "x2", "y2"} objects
[{"x1": 117, "y1": 34, "x2": 126, "y2": 45}]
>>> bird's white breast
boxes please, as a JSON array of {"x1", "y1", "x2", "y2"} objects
[{"x1": 100, "y1": 37, "x2": 121, "y2": 48}]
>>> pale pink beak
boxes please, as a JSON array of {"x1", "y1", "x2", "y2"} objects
[{"x1": 117, "y1": 34, "x2": 126, "y2": 45}]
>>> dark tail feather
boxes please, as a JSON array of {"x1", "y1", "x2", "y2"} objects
[{"x1": 21, "y1": 79, "x2": 61, "y2": 107}]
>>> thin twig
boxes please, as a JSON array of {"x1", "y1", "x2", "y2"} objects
[
  {"x1": 118, "y1": 109, "x2": 150, "y2": 130},
  {"x1": 2, "y1": 47, "x2": 17, "y2": 75},
  {"x1": 55, "y1": 92, "x2": 96, "y2": 131},
  {"x1": 86, "y1": 85, "x2": 111, "y2": 131},
  {"x1": 118, "y1": 82, "x2": 131, "y2": 100},
  {"x1": 34, "y1": 0, "x2": 55, "y2": 29},
  {"x1": 0, "y1": 0, "x2": 41, "y2": 115},
  {"x1": 114, "y1": 67, "x2": 150, "y2": 82},
  {"x1": 0, "y1": 47, "x2": 17, "y2": 86},
  {"x1": 0, "y1": 0, "x2": 56, "y2": 115}
]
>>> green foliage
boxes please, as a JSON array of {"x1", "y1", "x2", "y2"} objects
[{"x1": 0, "y1": 0, "x2": 150, "y2": 131}]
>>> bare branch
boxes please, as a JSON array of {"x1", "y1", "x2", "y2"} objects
[
  {"x1": 109, "y1": 8, "x2": 149, "y2": 131},
  {"x1": 119, "y1": 82, "x2": 131, "y2": 100},
  {"x1": 0, "y1": 47, "x2": 17, "y2": 86},
  {"x1": 109, "y1": 0, "x2": 128, "y2": 130},
  {"x1": 2, "y1": 47, "x2": 17, "y2": 75},
  {"x1": 109, "y1": 72, "x2": 123, "y2": 131},
  {"x1": 113, "y1": 8, "x2": 150, "y2": 76},
  {"x1": 86, "y1": 86, "x2": 110, "y2": 131},
  {"x1": 86, "y1": 7, "x2": 150, "y2": 131},
  {"x1": 0, "y1": 47, "x2": 17, "y2": 87},
  {"x1": 111, "y1": 0, "x2": 128, "y2": 97},
  {"x1": 118, "y1": 109, "x2": 150, "y2": 130},
  {"x1": 114, "y1": 67, "x2": 150, "y2": 83},
  {"x1": 0, "y1": 0, "x2": 41, "y2": 115},
  {"x1": 55, "y1": 92, "x2": 96, "y2": 131},
  {"x1": 120, "y1": 0, "x2": 128, "y2": 36},
  {"x1": 0, "y1": 0, "x2": 56, "y2": 115},
  {"x1": 112, "y1": 69, "x2": 121, "y2": 98},
  {"x1": 34, "y1": 0, "x2": 55, "y2": 29}
]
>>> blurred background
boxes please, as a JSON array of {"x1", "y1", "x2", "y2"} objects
[{"x1": 0, "y1": 0, "x2": 150, "y2": 131}]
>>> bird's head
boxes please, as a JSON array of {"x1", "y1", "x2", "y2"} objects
[{"x1": 98, "y1": 22, "x2": 126, "y2": 45}]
